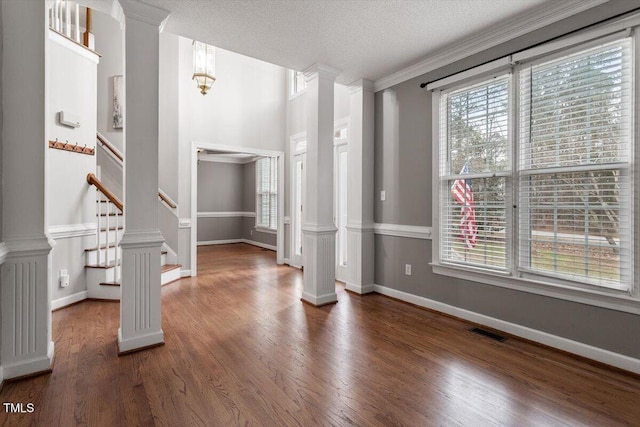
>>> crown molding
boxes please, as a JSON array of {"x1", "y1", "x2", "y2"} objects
[
  {"x1": 373, "y1": 0, "x2": 608, "y2": 92},
  {"x1": 118, "y1": 0, "x2": 171, "y2": 30},
  {"x1": 303, "y1": 64, "x2": 341, "y2": 82}
]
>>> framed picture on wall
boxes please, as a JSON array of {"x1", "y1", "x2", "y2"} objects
[{"x1": 113, "y1": 75, "x2": 123, "y2": 129}]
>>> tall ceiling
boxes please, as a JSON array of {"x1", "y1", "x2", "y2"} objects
[{"x1": 83, "y1": 0, "x2": 607, "y2": 86}]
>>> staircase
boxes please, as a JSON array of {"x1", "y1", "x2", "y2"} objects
[{"x1": 85, "y1": 173, "x2": 181, "y2": 300}]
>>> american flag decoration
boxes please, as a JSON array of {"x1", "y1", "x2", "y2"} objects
[{"x1": 451, "y1": 161, "x2": 478, "y2": 249}]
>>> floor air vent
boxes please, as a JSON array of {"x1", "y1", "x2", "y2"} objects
[{"x1": 470, "y1": 327, "x2": 507, "y2": 342}]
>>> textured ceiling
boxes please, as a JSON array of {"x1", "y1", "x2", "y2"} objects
[{"x1": 83, "y1": 0, "x2": 602, "y2": 85}]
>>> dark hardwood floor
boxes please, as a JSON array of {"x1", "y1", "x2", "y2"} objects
[{"x1": 1, "y1": 243, "x2": 639, "y2": 426}]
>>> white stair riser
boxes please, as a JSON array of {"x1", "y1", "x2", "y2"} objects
[
  {"x1": 86, "y1": 265, "x2": 119, "y2": 286},
  {"x1": 97, "y1": 229, "x2": 122, "y2": 243},
  {"x1": 85, "y1": 246, "x2": 121, "y2": 266},
  {"x1": 161, "y1": 252, "x2": 166, "y2": 266},
  {"x1": 161, "y1": 267, "x2": 180, "y2": 286}
]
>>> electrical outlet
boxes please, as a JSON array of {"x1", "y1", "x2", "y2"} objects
[
  {"x1": 59, "y1": 269, "x2": 70, "y2": 288},
  {"x1": 405, "y1": 264, "x2": 412, "y2": 276},
  {"x1": 250, "y1": 229, "x2": 253, "y2": 236},
  {"x1": 381, "y1": 190, "x2": 386, "y2": 201}
]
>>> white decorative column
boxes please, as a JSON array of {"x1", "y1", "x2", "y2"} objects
[
  {"x1": 0, "y1": 0, "x2": 54, "y2": 379},
  {"x1": 346, "y1": 80, "x2": 375, "y2": 294},
  {"x1": 116, "y1": 0, "x2": 170, "y2": 354},
  {"x1": 301, "y1": 64, "x2": 340, "y2": 306}
]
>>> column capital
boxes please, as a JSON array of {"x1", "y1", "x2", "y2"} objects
[
  {"x1": 303, "y1": 64, "x2": 341, "y2": 82},
  {"x1": 348, "y1": 79, "x2": 375, "y2": 94},
  {"x1": 117, "y1": 0, "x2": 171, "y2": 29}
]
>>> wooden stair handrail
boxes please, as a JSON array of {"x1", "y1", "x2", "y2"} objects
[
  {"x1": 158, "y1": 192, "x2": 177, "y2": 209},
  {"x1": 87, "y1": 173, "x2": 123, "y2": 212},
  {"x1": 95, "y1": 133, "x2": 177, "y2": 209},
  {"x1": 96, "y1": 133, "x2": 123, "y2": 162}
]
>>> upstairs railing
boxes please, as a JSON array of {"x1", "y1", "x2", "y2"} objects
[
  {"x1": 96, "y1": 132, "x2": 177, "y2": 209},
  {"x1": 87, "y1": 173, "x2": 122, "y2": 279}
]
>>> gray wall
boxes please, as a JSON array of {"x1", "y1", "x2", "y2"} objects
[
  {"x1": 374, "y1": 3, "x2": 640, "y2": 359},
  {"x1": 198, "y1": 162, "x2": 244, "y2": 212}
]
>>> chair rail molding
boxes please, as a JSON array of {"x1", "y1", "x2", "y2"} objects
[
  {"x1": 374, "y1": 223, "x2": 432, "y2": 240},
  {"x1": 49, "y1": 223, "x2": 98, "y2": 239}
]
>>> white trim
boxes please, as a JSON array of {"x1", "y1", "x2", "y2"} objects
[
  {"x1": 197, "y1": 239, "x2": 277, "y2": 251},
  {"x1": 346, "y1": 282, "x2": 375, "y2": 294},
  {"x1": 283, "y1": 216, "x2": 291, "y2": 225},
  {"x1": 197, "y1": 153, "x2": 256, "y2": 164},
  {"x1": 197, "y1": 211, "x2": 256, "y2": 218},
  {"x1": 1, "y1": 342, "x2": 54, "y2": 380},
  {"x1": 432, "y1": 263, "x2": 640, "y2": 315},
  {"x1": 372, "y1": 284, "x2": 640, "y2": 374},
  {"x1": 513, "y1": 21, "x2": 638, "y2": 64},
  {"x1": 180, "y1": 269, "x2": 192, "y2": 278},
  {"x1": 255, "y1": 227, "x2": 277, "y2": 235},
  {"x1": 52, "y1": 291, "x2": 88, "y2": 310},
  {"x1": 374, "y1": 223, "x2": 432, "y2": 240},
  {"x1": 373, "y1": 0, "x2": 607, "y2": 92},
  {"x1": 48, "y1": 223, "x2": 97, "y2": 239},
  {"x1": 197, "y1": 239, "x2": 242, "y2": 246},
  {"x1": 426, "y1": 56, "x2": 513, "y2": 91},
  {"x1": 48, "y1": 29, "x2": 99, "y2": 63},
  {"x1": 283, "y1": 258, "x2": 291, "y2": 266},
  {"x1": 178, "y1": 218, "x2": 191, "y2": 229},
  {"x1": 243, "y1": 239, "x2": 277, "y2": 251},
  {"x1": 0, "y1": 242, "x2": 8, "y2": 265}
]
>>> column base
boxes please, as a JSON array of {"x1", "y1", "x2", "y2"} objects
[
  {"x1": 301, "y1": 291, "x2": 338, "y2": 307},
  {"x1": 1, "y1": 341, "x2": 54, "y2": 380},
  {"x1": 117, "y1": 328, "x2": 164, "y2": 355}
]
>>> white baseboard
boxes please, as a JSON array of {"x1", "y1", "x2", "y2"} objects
[
  {"x1": 197, "y1": 239, "x2": 242, "y2": 246},
  {"x1": 180, "y1": 269, "x2": 191, "y2": 278},
  {"x1": 242, "y1": 239, "x2": 276, "y2": 251},
  {"x1": 2, "y1": 341, "x2": 54, "y2": 380},
  {"x1": 52, "y1": 291, "x2": 88, "y2": 310},
  {"x1": 373, "y1": 284, "x2": 640, "y2": 374},
  {"x1": 346, "y1": 282, "x2": 375, "y2": 294},
  {"x1": 197, "y1": 239, "x2": 276, "y2": 251}
]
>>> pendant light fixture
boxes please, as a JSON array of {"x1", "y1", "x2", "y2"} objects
[{"x1": 192, "y1": 40, "x2": 216, "y2": 95}]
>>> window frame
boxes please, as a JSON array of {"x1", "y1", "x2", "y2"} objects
[
  {"x1": 255, "y1": 156, "x2": 278, "y2": 232},
  {"x1": 430, "y1": 22, "x2": 640, "y2": 314},
  {"x1": 288, "y1": 69, "x2": 307, "y2": 100}
]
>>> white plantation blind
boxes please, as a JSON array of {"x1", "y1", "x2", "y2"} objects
[
  {"x1": 518, "y1": 39, "x2": 632, "y2": 290},
  {"x1": 439, "y1": 76, "x2": 511, "y2": 271},
  {"x1": 256, "y1": 157, "x2": 278, "y2": 230}
]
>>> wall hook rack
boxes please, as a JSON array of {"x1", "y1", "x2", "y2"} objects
[{"x1": 49, "y1": 138, "x2": 94, "y2": 156}]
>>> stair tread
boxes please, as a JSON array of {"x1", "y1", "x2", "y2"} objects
[
  {"x1": 98, "y1": 213, "x2": 121, "y2": 216},
  {"x1": 85, "y1": 261, "x2": 120, "y2": 269},
  {"x1": 85, "y1": 244, "x2": 118, "y2": 252},
  {"x1": 162, "y1": 264, "x2": 181, "y2": 273},
  {"x1": 100, "y1": 282, "x2": 120, "y2": 287}
]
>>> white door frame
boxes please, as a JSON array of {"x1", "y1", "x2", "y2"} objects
[
  {"x1": 190, "y1": 141, "x2": 285, "y2": 276},
  {"x1": 289, "y1": 132, "x2": 307, "y2": 269},
  {"x1": 334, "y1": 118, "x2": 349, "y2": 282}
]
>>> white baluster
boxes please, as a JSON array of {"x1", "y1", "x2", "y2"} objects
[
  {"x1": 115, "y1": 210, "x2": 120, "y2": 283},
  {"x1": 65, "y1": 0, "x2": 71, "y2": 38},
  {"x1": 105, "y1": 200, "x2": 111, "y2": 268},
  {"x1": 97, "y1": 193, "x2": 102, "y2": 266},
  {"x1": 75, "y1": 3, "x2": 80, "y2": 42}
]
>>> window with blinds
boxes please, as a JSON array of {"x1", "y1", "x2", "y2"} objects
[
  {"x1": 439, "y1": 77, "x2": 511, "y2": 272},
  {"x1": 518, "y1": 39, "x2": 632, "y2": 290},
  {"x1": 256, "y1": 157, "x2": 278, "y2": 230},
  {"x1": 436, "y1": 35, "x2": 633, "y2": 293}
]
